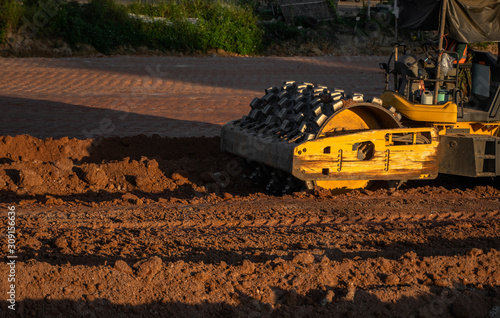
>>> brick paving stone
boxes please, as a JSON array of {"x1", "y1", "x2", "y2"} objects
[{"x1": 0, "y1": 56, "x2": 386, "y2": 138}]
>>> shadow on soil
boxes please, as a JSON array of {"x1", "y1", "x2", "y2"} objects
[{"x1": 1, "y1": 286, "x2": 499, "y2": 318}]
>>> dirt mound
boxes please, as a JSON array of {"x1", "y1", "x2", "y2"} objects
[
  {"x1": 0, "y1": 135, "x2": 261, "y2": 205},
  {"x1": 0, "y1": 135, "x2": 92, "y2": 163},
  {"x1": 0, "y1": 134, "x2": 221, "y2": 163}
]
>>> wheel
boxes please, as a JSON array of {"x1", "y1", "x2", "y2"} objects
[{"x1": 236, "y1": 82, "x2": 403, "y2": 195}]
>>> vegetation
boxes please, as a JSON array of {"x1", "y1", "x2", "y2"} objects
[
  {"x1": 0, "y1": 0, "x2": 305, "y2": 55},
  {"x1": 7, "y1": 0, "x2": 490, "y2": 57},
  {"x1": 50, "y1": 0, "x2": 144, "y2": 54},
  {"x1": 0, "y1": 0, "x2": 25, "y2": 43},
  {"x1": 49, "y1": 0, "x2": 262, "y2": 55}
]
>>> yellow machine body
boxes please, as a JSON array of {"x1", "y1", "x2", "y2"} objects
[
  {"x1": 434, "y1": 122, "x2": 500, "y2": 136},
  {"x1": 380, "y1": 91, "x2": 458, "y2": 123},
  {"x1": 292, "y1": 127, "x2": 439, "y2": 182}
]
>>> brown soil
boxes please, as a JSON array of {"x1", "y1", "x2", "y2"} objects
[{"x1": 1, "y1": 134, "x2": 500, "y2": 317}]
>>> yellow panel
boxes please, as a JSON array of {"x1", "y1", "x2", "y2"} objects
[
  {"x1": 380, "y1": 91, "x2": 457, "y2": 123},
  {"x1": 434, "y1": 122, "x2": 500, "y2": 136},
  {"x1": 292, "y1": 128, "x2": 439, "y2": 182}
]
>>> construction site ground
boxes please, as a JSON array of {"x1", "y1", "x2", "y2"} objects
[{"x1": 1, "y1": 56, "x2": 500, "y2": 317}]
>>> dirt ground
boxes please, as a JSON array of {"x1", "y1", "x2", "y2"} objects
[{"x1": 1, "y1": 56, "x2": 500, "y2": 317}]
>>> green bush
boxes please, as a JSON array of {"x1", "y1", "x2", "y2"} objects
[
  {"x1": 0, "y1": 0, "x2": 25, "y2": 43},
  {"x1": 142, "y1": 20, "x2": 203, "y2": 52},
  {"x1": 50, "y1": 0, "x2": 145, "y2": 54},
  {"x1": 128, "y1": 0, "x2": 262, "y2": 55},
  {"x1": 196, "y1": 1, "x2": 262, "y2": 54},
  {"x1": 128, "y1": 1, "x2": 183, "y2": 19},
  {"x1": 44, "y1": 0, "x2": 262, "y2": 54}
]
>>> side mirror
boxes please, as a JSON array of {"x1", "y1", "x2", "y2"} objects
[{"x1": 379, "y1": 63, "x2": 388, "y2": 70}]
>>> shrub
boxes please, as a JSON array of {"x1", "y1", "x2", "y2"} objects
[
  {"x1": 196, "y1": 1, "x2": 262, "y2": 54},
  {"x1": 0, "y1": 0, "x2": 25, "y2": 43},
  {"x1": 50, "y1": 0, "x2": 146, "y2": 54},
  {"x1": 142, "y1": 19, "x2": 203, "y2": 52},
  {"x1": 45, "y1": 0, "x2": 262, "y2": 54},
  {"x1": 1, "y1": 0, "x2": 266, "y2": 55},
  {"x1": 129, "y1": 0, "x2": 262, "y2": 55}
]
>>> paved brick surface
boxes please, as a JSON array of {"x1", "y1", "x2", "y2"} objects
[{"x1": 0, "y1": 55, "x2": 386, "y2": 138}]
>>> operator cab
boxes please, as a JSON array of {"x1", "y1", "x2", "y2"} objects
[{"x1": 380, "y1": 42, "x2": 500, "y2": 123}]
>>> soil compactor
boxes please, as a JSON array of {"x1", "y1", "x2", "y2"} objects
[{"x1": 221, "y1": 0, "x2": 500, "y2": 194}]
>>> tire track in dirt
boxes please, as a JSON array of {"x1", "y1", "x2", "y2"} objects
[
  {"x1": 18, "y1": 209, "x2": 500, "y2": 232},
  {"x1": 4, "y1": 182, "x2": 500, "y2": 317}
]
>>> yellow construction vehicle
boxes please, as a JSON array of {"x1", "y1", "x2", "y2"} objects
[{"x1": 221, "y1": 0, "x2": 500, "y2": 194}]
